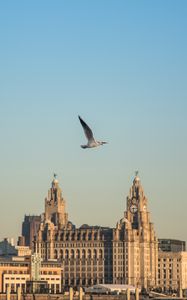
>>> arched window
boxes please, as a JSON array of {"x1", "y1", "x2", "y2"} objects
[
  {"x1": 93, "y1": 249, "x2": 97, "y2": 259},
  {"x1": 99, "y1": 249, "x2": 103, "y2": 259},
  {"x1": 60, "y1": 249, "x2": 63, "y2": 259},
  {"x1": 76, "y1": 249, "x2": 80, "y2": 259},
  {"x1": 70, "y1": 249, "x2": 74, "y2": 259},
  {"x1": 54, "y1": 249, "x2": 58, "y2": 259},
  {"x1": 88, "y1": 232, "x2": 92, "y2": 240},
  {"x1": 88, "y1": 249, "x2": 91, "y2": 259},
  {"x1": 82, "y1": 249, "x2": 86, "y2": 259},
  {"x1": 65, "y1": 249, "x2": 69, "y2": 259}
]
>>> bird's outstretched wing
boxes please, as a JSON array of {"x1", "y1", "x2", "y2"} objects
[{"x1": 78, "y1": 116, "x2": 94, "y2": 141}]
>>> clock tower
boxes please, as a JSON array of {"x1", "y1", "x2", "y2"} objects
[
  {"x1": 113, "y1": 174, "x2": 158, "y2": 289},
  {"x1": 126, "y1": 173, "x2": 149, "y2": 230}
]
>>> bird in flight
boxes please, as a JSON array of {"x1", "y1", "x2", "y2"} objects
[{"x1": 78, "y1": 116, "x2": 107, "y2": 149}]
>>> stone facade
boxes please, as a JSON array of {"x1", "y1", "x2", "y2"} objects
[
  {"x1": 158, "y1": 251, "x2": 187, "y2": 292},
  {"x1": 113, "y1": 175, "x2": 158, "y2": 289},
  {"x1": 0, "y1": 256, "x2": 62, "y2": 293},
  {"x1": 33, "y1": 175, "x2": 158, "y2": 289},
  {"x1": 34, "y1": 178, "x2": 113, "y2": 286}
]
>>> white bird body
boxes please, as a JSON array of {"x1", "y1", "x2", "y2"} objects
[{"x1": 78, "y1": 116, "x2": 107, "y2": 149}]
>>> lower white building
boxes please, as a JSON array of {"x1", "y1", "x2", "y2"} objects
[{"x1": 0, "y1": 255, "x2": 63, "y2": 293}]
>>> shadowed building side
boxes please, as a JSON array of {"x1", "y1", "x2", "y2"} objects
[{"x1": 22, "y1": 215, "x2": 41, "y2": 248}]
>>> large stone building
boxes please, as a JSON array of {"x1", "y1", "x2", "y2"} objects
[
  {"x1": 157, "y1": 239, "x2": 187, "y2": 292},
  {"x1": 158, "y1": 251, "x2": 187, "y2": 292},
  {"x1": 32, "y1": 174, "x2": 158, "y2": 289}
]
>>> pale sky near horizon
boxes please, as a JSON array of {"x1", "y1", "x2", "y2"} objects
[{"x1": 0, "y1": 1, "x2": 187, "y2": 244}]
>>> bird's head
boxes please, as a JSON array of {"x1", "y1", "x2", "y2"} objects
[{"x1": 98, "y1": 141, "x2": 108, "y2": 145}]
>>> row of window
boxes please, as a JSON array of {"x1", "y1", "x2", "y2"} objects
[
  {"x1": 158, "y1": 258, "x2": 181, "y2": 262},
  {"x1": 52, "y1": 242, "x2": 104, "y2": 247},
  {"x1": 63, "y1": 278, "x2": 103, "y2": 285},
  {"x1": 41, "y1": 271, "x2": 58, "y2": 275},
  {"x1": 40, "y1": 278, "x2": 60, "y2": 281},
  {"x1": 54, "y1": 232, "x2": 103, "y2": 242},
  {"x1": 114, "y1": 255, "x2": 124, "y2": 259},
  {"x1": 5, "y1": 278, "x2": 27, "y2": 280},
  {"x1": 158, "y1": 264, "x2": 180, "y2": 268},
  {"x1": 3, "y1": 271, "x2": 29, "y2": 274},
  {"x1": 0, "y1": 263, "x2": 28, "y2": 267},
  {"x1": 53, "y1": 248, "x2": 103, "y2": 259}
]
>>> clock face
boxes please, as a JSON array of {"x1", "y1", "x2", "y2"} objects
[
  {"x1": 131, "y1": 197, "x2": 137, "y2": 205},
  {"x1": 143, "y1": 205, "x2": 147, "y2": 211},
  {"x1": 130, "y1": 204, "x2": 138, "y2": 214}
]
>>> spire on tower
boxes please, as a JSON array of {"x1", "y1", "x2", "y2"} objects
[
  {"x1": 134, "y1": 170, "x2": 140, "y2": 184},
  {"x1": 52, "y1": 173, "x2": 58, "y2": 185},
  {"x1": 135, "y1": 170, "x2": 139, "y2": 176}
]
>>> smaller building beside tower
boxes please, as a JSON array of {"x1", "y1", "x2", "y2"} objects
[
  {"x1": 0, "y1": 255, "x2": 63, "y2": 293},
  {"x1": 159, "y1": 239, "x2": 186, "y2": 252},
  {"x1": 158, "y1": 239, "x2": 187, "y2": 293},
  {"x1": 158, "y1": 251, "x2": 187, "y2": 293},
  {"x1": 0, "y1": 238, "x2": 31, "y2": 257}
]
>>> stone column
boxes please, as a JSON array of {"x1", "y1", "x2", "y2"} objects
[
  {"x1": 179, "y1": 288, "x2": 183, "y2": 298},
  {"x1": 69, "y1": 287, "x2": 73, "y2": 300},
  {"x1": 79, "y1": 287, "x2": 83, "y2": 300},
  {"x1": 17, "y1": 286, "x2": 21, "y2": 300},
  {"x1": 6, "y1": 285, "x2": 11, "y2": 300},
  {"x1": 126, "y1": 288, "x2": 130, "y2": 300},
  {"x1": 135, "y1": 288, "x2": 139, "y2": 300}
]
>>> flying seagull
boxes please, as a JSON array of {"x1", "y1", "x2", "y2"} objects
[{"x1": 78, "y1": 116, "x2": 107, "y2": 149}]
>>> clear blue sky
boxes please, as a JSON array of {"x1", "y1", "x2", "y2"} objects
[{"x1": 0, "y1": 1, "x2": 187, "y2": 243}]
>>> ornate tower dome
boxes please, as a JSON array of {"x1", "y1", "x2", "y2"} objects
[{"x1": 44, "y1": 174, "x2": 68, "y2": 228}]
